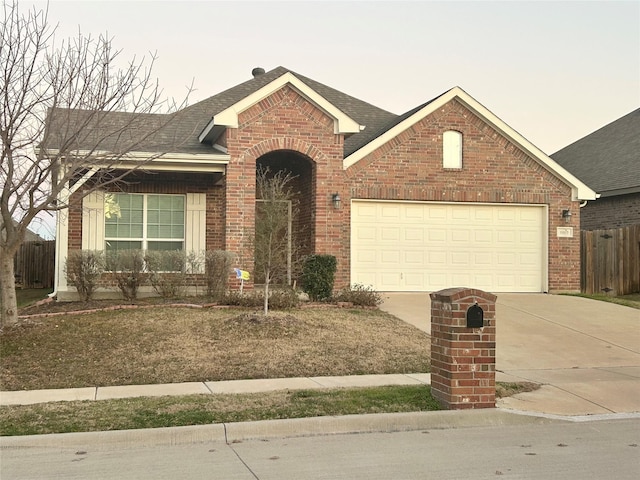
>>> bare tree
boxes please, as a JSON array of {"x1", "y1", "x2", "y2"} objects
[
  {"x1": 254, "y1": 167, "x2": 298, "y2": 316},
  {"x1": 0, "y1": 2, "x2": 190, "y2": 327}
]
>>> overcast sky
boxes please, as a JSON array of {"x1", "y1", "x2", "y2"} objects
[{"x1": 19, "y1": 0, "x2": 640, "y2": 238}]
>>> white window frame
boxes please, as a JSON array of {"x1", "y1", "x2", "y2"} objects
[
  {"x1": 443, "y1": 130, "x2": 463, "y2": 169},
  {"x1": 104, "y1": 193, "x2": 185, "y2": 252}
]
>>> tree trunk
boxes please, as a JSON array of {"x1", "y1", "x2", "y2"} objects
[
  {"x1": 263, "y1": 274, "x2": 269, "y2": 316},
  {"x1": 0, "y1": 245, "x2": 19, "y2": 327}
]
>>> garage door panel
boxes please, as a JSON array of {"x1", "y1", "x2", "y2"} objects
[
  {"x1": 381, "y1": 250, "x2": 401, "y2": 264},
  {"x1": 404, "y1": 272, "x2": 424, "y2": 287},
  {"x1": 352, "y1": 201, "x2": 545, "y2": 292},
  {"x1": 520, "y1": 252, "x2": 538, "y2": 266},
  {"x1": 428, "y1": 207, "x2": 447, "y2": 221},
  {"x1": 451, "y1": 252, "x2": 470, "y2": 264},
  {"x1": 355, "y1": 226, "x2": 376, "y2": 241},
  {"x1": 404, "y1": 228, "x2": 424, "y2": 242},
  {"x1": 428, "y1": 229, "x2": 447, "y2": 242},
  {"x1": 380, "y1": 272, "x2": 402, "y2": 288},
  {"x1": 474, "y1": 229, "x2": 493, "y2": 243},
  {"x1": 451, "y1": 229, "x2": 470, "y2": 242},
  {"x1": 381, "y1": 205, "x2": 401, "y2": 219},
  {"x1": 473, "y1": 252, "x2": 492, "y2": 266},
  {"x1": 404, "y1": 250, "x2": 424, "y2": 264},
  {"x1": 497, "y1": 209, "x2": 517, "y2": 222}
]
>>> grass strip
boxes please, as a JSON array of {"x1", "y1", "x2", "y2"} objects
[
  {"x1": 0, "y1": 385, "x2": 441, "y2": 436},
  {"x1": 560, "y1": 293, "x2": 640, "y2": 309}
]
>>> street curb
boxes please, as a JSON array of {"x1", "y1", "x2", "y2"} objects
[{"x1": 0, "y1": 409, "x2": 567, "y2": 450}]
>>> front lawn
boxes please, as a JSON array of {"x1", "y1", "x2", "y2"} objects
[{"x1": 1, "y1": 306, "x2": 430, "y2": 391}]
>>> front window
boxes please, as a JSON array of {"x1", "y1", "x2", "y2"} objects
[{"x1": 104, "y1": 193, "x2": 185, "y2": 252}]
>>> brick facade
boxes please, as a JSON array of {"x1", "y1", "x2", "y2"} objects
[
  {"x1": 346, "y1": 100, "x2": 580, "y2": 291},
  {"x1": 66, "y1": 84, "x2": 584, "y2": 294},
  {"x1": 224, "y1": 86, "x2": 348, "y2": 284},
  {"x1": 430, "y1": 287, "x2": 497, "y2": 409},
  {"x1": 580, "y1": 192, "x2": 640, "y2": 231}
]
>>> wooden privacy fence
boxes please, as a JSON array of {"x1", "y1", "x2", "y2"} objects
[
  {"x1": 14, "y1": 240, "x2": 55, "y2": 289},
  {"x1": 581, "y1": 225, "x2": 640, "y2": 296}
]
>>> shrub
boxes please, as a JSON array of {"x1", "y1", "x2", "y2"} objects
[
  {"x1": 145, "y1": 250, "x2": 187, "y2": 298},
  {"x1": 105, "y1": 249, "x2": 146, "y2": 301},
  {"x1": 222, "y1": 291, "x2": 263, "y2": 308},
  {"x1": 301, "y1": 254, "x2": 337, "y2": 301},
  {"x1": 222, "y1": 288, "x2": 300, "y2": 310},
  {"x1": 205, "y1": 250, "x2": 235, "y2": 300},
  {"x1": 64, "y1": 250, "x2": 105, "y2": 301},
  {"x1": 334, "y1": 283, "x2": 382, "y2": 307},
  {"x1": 266, "y1": 288, "x2": 301, "y2": 309}
]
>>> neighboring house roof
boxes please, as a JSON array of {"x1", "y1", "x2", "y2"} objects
[
  {"x1": 551, "y1": 108, "x2": 640, "y2": 197},
  {"x1": 0, "y1": 219, "x2": 45, "y2": 242},
  {"x1": 43, "y1": 66, "x2": 596, "y2": 200}
]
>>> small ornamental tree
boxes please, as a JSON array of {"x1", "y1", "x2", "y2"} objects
[{"x1": 254, "y1": 167, "x2": 299, "y2": 316}]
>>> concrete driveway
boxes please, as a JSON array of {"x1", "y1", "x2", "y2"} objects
[{"x1": 380, "y1": 293, "x2": 640, "y2": 416}]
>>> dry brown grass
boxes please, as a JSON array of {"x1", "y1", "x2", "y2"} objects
[{"x1": 1, "y1": 307, "x2": 430, "y2": 391}]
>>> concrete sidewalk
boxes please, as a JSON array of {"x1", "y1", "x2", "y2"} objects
[
  {"x1": 0, "y1": 374, "x2": 431, "y2": 407},
  {"x1": 380, "y1": 292, "x2": 640, "y2": 416}
]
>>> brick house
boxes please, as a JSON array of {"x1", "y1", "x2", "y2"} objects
[
  {"x1": 552, "y1": 108, "x2": 640, "y2": 231},
  {"x1": 51, "y1": 66, "x2": 595, "y2": 299}
]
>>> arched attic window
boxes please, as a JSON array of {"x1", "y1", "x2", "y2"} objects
[{"x1": 443, "y1": 130, "x2": 463, "y2": 169}]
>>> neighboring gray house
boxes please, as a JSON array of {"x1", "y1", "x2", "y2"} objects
[{"x1": 552, "y1": 108, "x2": 640, "y2": 230}]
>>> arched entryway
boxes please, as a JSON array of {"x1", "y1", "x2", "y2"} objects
[{"x1": 255, "y1": 149, "x2": 315, "y2": 285}]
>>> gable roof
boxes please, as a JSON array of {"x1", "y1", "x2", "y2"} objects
[
  {"x1": 42, "y1": 66, "x2": 597, "y2": 201},
  {"x1": 344, "y1": 86, "x2": 597, "y2": 201},
  {"x1": 192, "y1": 66, "x2": 397, "y2": 155},
  {"x1": 551, "y1": 108, "x2": 640, "y2": 197},
  {"x1": 198, "y1": 71, "x2": 364, "y2": 142}
]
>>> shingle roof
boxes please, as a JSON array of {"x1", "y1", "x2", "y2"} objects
[
  {"x1": 551, "y1": 109, "x2": 640, "y2": 196},
  {"x1": 48, "y1": 67, "x2": 470, "y2": 157},
  {"x1": 182, "y1": 66, "x2": 398, "y2": 156},
  {"x1": 45, "y1": 66, "x2": 400, "y2": 158}
]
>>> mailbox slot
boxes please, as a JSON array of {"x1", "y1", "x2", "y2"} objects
[{"x1": 466, "y1": 303, "x2": 484, "y2": 328}]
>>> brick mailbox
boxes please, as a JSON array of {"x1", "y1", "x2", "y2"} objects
[{"x1": 430, "y1": 287, "x2": 497, "y2": 409}]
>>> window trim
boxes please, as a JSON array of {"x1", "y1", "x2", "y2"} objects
[{"x1": 104, "y1": 193, "x2": 186, "y2": 252}]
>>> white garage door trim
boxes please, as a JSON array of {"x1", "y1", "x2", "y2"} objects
[{"x1": 351, "y1": 200, "x2": 549, "y2": 293}]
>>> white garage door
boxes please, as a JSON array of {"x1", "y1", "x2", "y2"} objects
[{"x1": 351, "y1": 201, "x2": 546, "y2": 292}]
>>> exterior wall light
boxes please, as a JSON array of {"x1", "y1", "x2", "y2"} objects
[
  {"x1": 332, "y1": 193, "x2": 341, "y2": 210},
  {"x1": 562, "y1": 209, "x2": 572, "y2": 223}
]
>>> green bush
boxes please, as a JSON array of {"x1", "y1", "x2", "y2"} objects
[
  {"x1": 301, "y1": 254, "x2": 337, "y2": 301},
  {"x1": 334, "y1": 283, "x2": 382, "y2": 307},
  {"x1": 105, "y1": 250, "x2": 146, "y2": 301},
  {"x1": 64, "y1": 250, "x2": 105, "y2": 301},
  {"x1": 145, "y1": 250, "x2": 187, "y2": 298},
  {"x1": 205, "y1": 250, "x2": 235, "y2": 300}
]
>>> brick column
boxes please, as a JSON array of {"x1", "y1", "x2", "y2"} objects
[{"x1": 430, "y1": 287, "x2": 497, "y2": 409}]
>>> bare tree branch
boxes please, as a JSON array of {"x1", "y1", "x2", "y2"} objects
[{"x1": 0, "y1": 1, "x2": 193, "y2": 326}]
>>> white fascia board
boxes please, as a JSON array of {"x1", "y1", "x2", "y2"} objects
[
  {"x1": 44, "y1": 149, "x2": 229, "y2": 172},
  {"x1": 201, "y1": 72, "x2": 362, "y2": 138},
  {"x1": 115, "y1": 162, "x2": 226, "y2": 173},
  {"x1": 343, "y1": 87, "x2": 597, "y2": 201}
]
